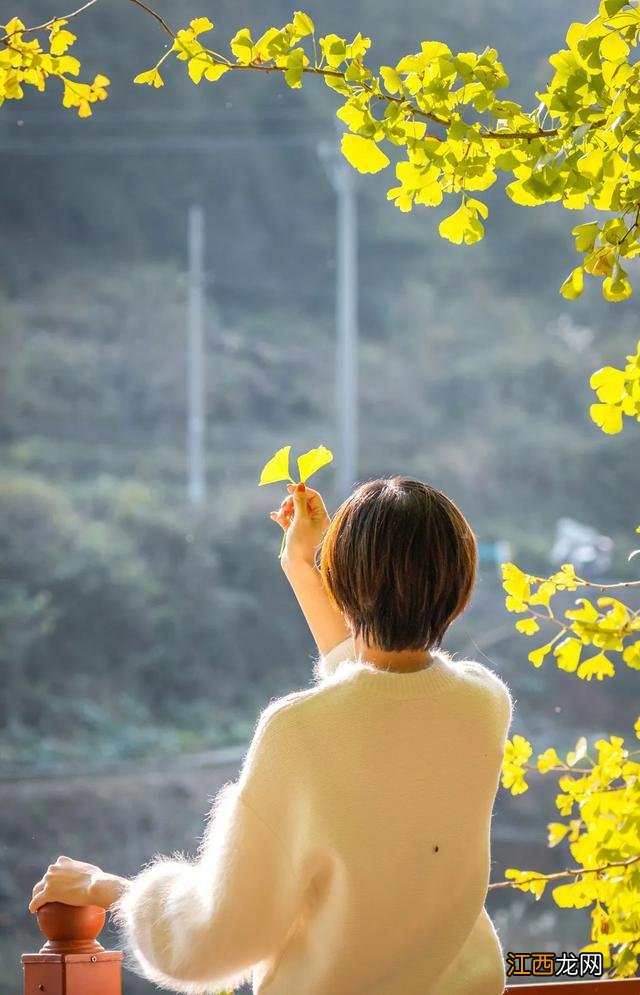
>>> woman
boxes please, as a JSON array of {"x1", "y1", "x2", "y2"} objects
[{"x1": 30, "y1": 476, "x2": 514, "y2": 994}]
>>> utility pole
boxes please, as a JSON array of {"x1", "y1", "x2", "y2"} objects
[
  {"x1": 318, "y1": 129, "x2": 359, "y2": 506},
  {"x1": 187, "y1": 203, "x2": 206, "y2": 508}
]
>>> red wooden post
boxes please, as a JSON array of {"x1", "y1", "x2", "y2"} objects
[
  {"x1": 22, "y1": 902, "x2": 123, "y2": 995},
  {"x1": 505, "y1": 980, "x2": 640, "y2": 992}
]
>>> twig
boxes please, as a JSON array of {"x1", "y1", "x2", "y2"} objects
[
  {"x1": 488, "y1": 852, "x2": 640, "y2": 891},
  {"x1": 0, "y1": 0, "x2": 100, "y2": 42},
  {"x1": 127, "y1": 0, "x2": 174, "y2": 39}
]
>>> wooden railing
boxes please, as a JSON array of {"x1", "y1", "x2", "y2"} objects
[
  {"x1": 505, "y1": 984, "x2": 640, "y2": 992},
  {"x1": 21, "y1": 903, "x2": 640, "y2": 994},
  {"x1": 22, "y1": 903, "x2": 122, "y2": 995}
]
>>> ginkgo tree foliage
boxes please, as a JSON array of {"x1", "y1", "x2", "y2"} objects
[{"x1": 3, "y1": 0, "x2": 640, "y2": 979}]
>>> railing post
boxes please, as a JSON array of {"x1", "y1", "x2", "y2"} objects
[{"x1": 22, "y1": 902, "x2": 123, "y2": 995}]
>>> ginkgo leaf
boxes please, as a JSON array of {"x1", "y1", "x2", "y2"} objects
[
  {"x1": 515, "y1": 617, "x2": 540, "y2": 635},
  {"x1": 50, "y1": 28, "x2": 76, "y2": 56},
  {"x1": 203, "y1": 63, "x2": 230, "y2": 82},
  {"x1": 380, "y1": 65, "x2": 402, "y2": 94},
  {"x1": 297, "y1": 445, "x2": 334, "y2": 483},
  {"x1": 259, "y1": 446, "x2": 293, "y2": 485},
  {"x1": 623, "y1": 642, "x2": 640, "y2": 670},
  {"x1": 602, "y1": 272, "x2": 633, "y2": 302},
  {"x1": 187, "y1": 54, "x2": 229, "y2": 84},
  {"x1": 293, "y1": 11, "x2": 315, "y2": 36},
  {"x1": 188, "y1": 56, "x2": 210, "y2": 84},
  {"x1": 230, "y1": 28, "x2": 254, "y2": 64},
  {"x1": 600, "y1": 30, "x2": 629, "y2": 62},
  {"x1": 190, "y1": 17, "x2": 214, "y2": 36},
  {"x1": 590, "y1": 402, "x2": 623, "y2": 434},
  {"x1": 341, "y1": 134, "x2": 390, "y2": 174},
  {"x1": 577, "y1": 651, "x2": 615, "y2": 681},
  {"x1": 439, "y1": 205, "x2": 468, "y2": 244},
  {"x1": 554, "y1": 636, "x2": 582, "y2": 673},
  {"x1": 560, "y1": 266, "x2": 584, "y2": 300},
  {"x1": 566, "y1": 735, "x2": 587, "y2": 767},
  {"x1": 261, "y1": 444, "x2": 333, "y2": 557},
  {"x1": 504, "y1": 868, "x2": 548, "y2": 899},
  {"x1": 547, "y1": 821, "x2": 570, "y2": 847},
  {"x1": 528, "y1": 642, "x2": 553, "y2": 668},
  {"x1": 552, "y1": 881, "x2": 591, "y2": 909},
  {"x1": 590, "y1": 366, "x2": 628, "y2": 404},
  {"x1": 537, "y1": 747, "x2": 562, "y2": 773},
  {"x1": 502, "y1": 563, "x2": 531, "y2": 601},
  {"x1": 134, "y1": 68, "x2": 164, "y2": 88}
]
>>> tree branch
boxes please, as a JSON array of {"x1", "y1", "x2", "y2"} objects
[
  {"x1": 3, "y1": 0, "x2": 608, "y2": 148},
  {"x1": 488, "y1": 852, "x2": 640, "y2": 891},
  {"x1": 0, "y1": 0, "x2": 100, "y2": 43},
  {"x1": 126, "y1": 0, "x2": 174, "y2": 39}
]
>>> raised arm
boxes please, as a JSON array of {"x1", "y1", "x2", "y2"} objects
[
  {"x1": 271, "y1": 482, "x2": 351, "y2": 657},
  {"x1": 283, "y1": 557, "x2": 351, "y2": 657}
]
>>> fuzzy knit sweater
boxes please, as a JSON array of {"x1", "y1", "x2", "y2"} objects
[{"x1": 111, "y1": 635, "x2": 514, "y2": 995}]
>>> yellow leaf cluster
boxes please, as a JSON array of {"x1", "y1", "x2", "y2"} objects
[
  {"x1": 0, "y1": 15, "x2": 109, "y2": 116},
  {"x1": 501, "y1": 734, "x2": 533, "y2": 794},
  {"x1": 501, "y1": 724, "x2": 640, "y2": 975},
  {"x1": 500, "y1": 553, "x2": 640, "y2": 681},
  {"x1": 590, "y1": 341, "x2": 640, "y2": 435}
]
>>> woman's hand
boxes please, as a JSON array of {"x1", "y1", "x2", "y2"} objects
[
  {"x1": 29, "y1": 855, "x2": 125, "y2": 913},
  {"x1": 270, "y1": 482, "x2": 331, "y2": 570}
]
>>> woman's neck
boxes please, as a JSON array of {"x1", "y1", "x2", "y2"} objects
[{"x1": 352, "y1": 636, "x2": 434, "y2": 673}]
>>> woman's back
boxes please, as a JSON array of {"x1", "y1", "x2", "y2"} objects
[{"x1": 240, "y1": 636, "x2": 513, "y2": 994}]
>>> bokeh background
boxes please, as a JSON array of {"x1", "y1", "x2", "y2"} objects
[{"x1": 1, "y1": 0, "x2": 639, "y2": 990}]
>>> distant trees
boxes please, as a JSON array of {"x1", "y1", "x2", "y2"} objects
[{"x1": 2, "y1": 0, "x2": 640, "y2": 978}]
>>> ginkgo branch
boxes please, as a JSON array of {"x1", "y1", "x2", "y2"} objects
[
  {"x1": 9, "y1": 0, "x2": 613, "y2": 148},
  {"x1": 488, "y1": 852, "x2": 640, "y2": 891},
  {"x1": 0, "y1": 0, "x2": 100, "y2": 42}
]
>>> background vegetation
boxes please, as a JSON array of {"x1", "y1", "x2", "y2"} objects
[{"x1": 1, "y1": 0, "x2": 639, "y2": 989}]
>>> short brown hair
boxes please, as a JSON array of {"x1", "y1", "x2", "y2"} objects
[{"x1": 319, "y1": 476, "x2": 477, "y2": 651}]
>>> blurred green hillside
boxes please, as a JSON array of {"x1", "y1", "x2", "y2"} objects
[{"x1": 1, "y1": 0, "x2": 639, "y2": 765}]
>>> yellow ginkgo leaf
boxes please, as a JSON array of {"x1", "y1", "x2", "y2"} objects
[
  {"x1": 600, "y1": 30, "x2": 629, "y2": 63},
  {"x1": 259, "y1": 446, "x2": 293, "y2": 486},
  {"x1": 515, "y1": 617, "x2": 540, "y2": 635},
  {"x1": 566, "y1": 735, "x2": 587, "y2": 767},
  {"x1": 134, "y1": 68, "x2": 164, "y2": 88},
  {"x1": 552, "y1": 880, "x2": 590, "y2": 909},
  {"x1": 537, "y1": 747, "x2": 562, "y2": 773},
  {"x1": 50, "y1": 27, "x2": 76, "y2": 56},
  {"x1": 297, "y1": 445, "x2": 334, "y2": 483},
  {"x1": 504, "y1": 868, "x2": 548, "y2": 899},
  {"x1": 341, "y1": 134, "x2": 390, "y2": 174},
  {"x1": 590, "y1": 402, "x2": 623, "y2": 434},
  {"x1": 230, "y1": 28, "x2": 254, "y2": 64},
  {"x1": 189, "y1": 17, "x2": 214, "y2": 36},
  {"x1": 576, "y1": 651, "x2": 615, "y2": 681},
  {"x1": 590, "y1": 366, "x2": 628, "y2": 404},
  {"x1": 554, "y1": 636, "x2": 582, "y2": 673},
  {"x1": 293, "y1": 11, "x2": 315, "y2": 36},
  {"x1": 623, "y1": 642, "x2": 640, "y2": 670},
  {"x1": 547, "y1": 821, "x2": 569, "y2": 847},
  {"x1": 560, "y1": 266, "x2": 584, "y2": 300},
  {"x1": 528, "y1": 642, "x2": 553, "y2": 668}
]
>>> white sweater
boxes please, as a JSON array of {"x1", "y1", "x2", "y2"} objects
[{"x1": 111, "y1": 636, "x2": 514, "y2": 995}]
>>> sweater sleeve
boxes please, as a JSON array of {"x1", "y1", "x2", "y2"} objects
[
  {"x1": 312, "y1": 634, "x2": 356, "y2": 681},
  {"x1": 110, "y1": 713, "x2": 301, "y2": 995}
]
